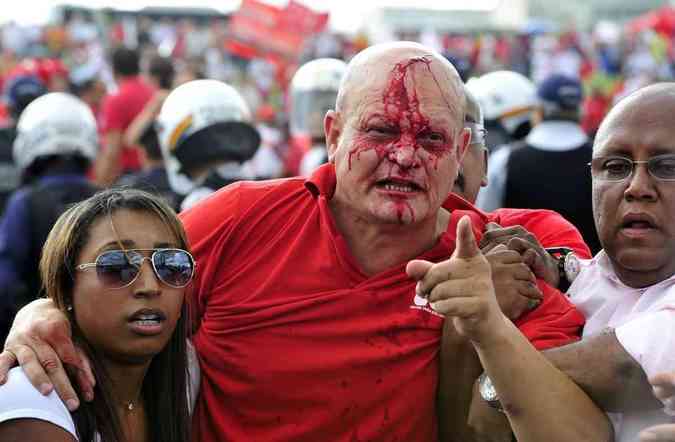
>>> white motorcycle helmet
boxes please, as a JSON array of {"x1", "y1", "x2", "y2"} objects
[
  {"x1": 465, "y1": 70, "x2": 537, "y2": 137},
  {"x1": 156, "y1": 79, "x2": 261, "y2": 195},
  {"x1": 13, "y1": 92, "x2": 97, "y2": 174},
  {"x1": 290, "y1": 58, "x2": 347, "y2": 140}
]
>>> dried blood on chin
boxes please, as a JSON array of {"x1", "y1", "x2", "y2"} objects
[{"x1": 348, "y1": 56, "x2": 457, "y2": 224}]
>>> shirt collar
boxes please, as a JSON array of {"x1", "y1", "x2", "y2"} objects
[
  {"x1": 592, "y1": 250, "x2": 621, "y2": 283},
  {"x1": 305, "y1": 163, "x2": 336, "y2": 199},
  {"x1": 526, "y1": 121, "x2": 588, "y2": 152}
]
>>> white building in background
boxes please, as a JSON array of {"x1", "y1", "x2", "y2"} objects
[
  {"x1": 528, "y1": 0, "x2": 668, "y2": 28},
  {"x1": 362, "y1": 0, "x2": 528, "y2": 43},
  {"x1": 358, "y1": 0, "x2": 669, "y2": 41}
]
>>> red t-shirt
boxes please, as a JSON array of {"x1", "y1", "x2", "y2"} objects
[
  {"x1": 180, "y1": 165, "x2": 584, "y2": 442},
  {"x1": 99, "y1": 76, "x2": 155, "y2": 173},
  {"x1": 487, "y1": 207, "x2": 590, "y2": 350}
]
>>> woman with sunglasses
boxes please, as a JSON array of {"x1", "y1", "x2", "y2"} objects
[{"x1": 0, "y1": 188, "x2": 195, "y2": 442}]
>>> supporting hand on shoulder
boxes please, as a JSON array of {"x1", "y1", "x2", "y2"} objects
[{"x1": 0, "y1": 299, "x2": 94, "y2": 411}]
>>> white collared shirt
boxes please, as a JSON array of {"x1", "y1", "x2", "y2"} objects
[{"x1": 568, "y1": 251, "x2": 675, "y2": 442}]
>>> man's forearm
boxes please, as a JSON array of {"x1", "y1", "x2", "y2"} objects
[
  {"x1": 438, "y1": 320, "x2": 483, "y2": 442},
  {"x1": 475, "y1": 318, "x2": 612, "y2": 442},
  {"x1": 544, "y1": 328, "x2": 661, "y2": 412}
]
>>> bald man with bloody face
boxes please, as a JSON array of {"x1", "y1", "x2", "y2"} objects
[
  {"x1": 322, "y1": 44, "x2": 471, "y2": 274},
  {"x1": 0, "y1": 43, "x2": 602, "y2": 442}
]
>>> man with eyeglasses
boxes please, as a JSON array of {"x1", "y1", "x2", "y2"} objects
[{"x1": 454, "y1": 83, "x2": 675, "y2": 442}]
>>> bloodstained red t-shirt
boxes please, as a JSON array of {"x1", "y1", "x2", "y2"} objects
[
  {"x1": 448, "y1": 196, "x2": 589, "y2": 350},
  {"x1": 487, "y1": 207, "x2": 590, "y2": 350},
  {"x1": 99, "y1": 76, "x2": 155, "y2": 173},
  {"x1": 180, "y1": 164, "x2": 584, "y2": 442}
]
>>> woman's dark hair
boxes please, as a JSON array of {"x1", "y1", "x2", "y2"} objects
[{"x1": 39, "y1": 188, "x2": 191, "y2": 442}]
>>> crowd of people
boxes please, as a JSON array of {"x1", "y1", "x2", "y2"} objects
[{"x1": 0, "y1": 5, "x2": 673, "y2": 442}]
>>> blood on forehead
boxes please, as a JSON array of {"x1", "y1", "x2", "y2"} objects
[
  {"x1": 383, "y1": 55, "x2": 457, "y2": 131},
  {"x1": 347, "y1": 56, "x2": 460, "y2": 171}
]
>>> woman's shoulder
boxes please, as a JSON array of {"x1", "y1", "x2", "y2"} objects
[{"x1": 0, "y1": 367, "x2": 78, "y2": 440}]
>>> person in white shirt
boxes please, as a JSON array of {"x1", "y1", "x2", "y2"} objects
[
  {"x1": 640, "y1": 372, "x2": 675, "y2": 441},
  {"x1": 0, "y1": 188, "x2": 195, "y2": 442},
  {"x1": 452, "y1": 82, "x2": 675, "y2": 442}
]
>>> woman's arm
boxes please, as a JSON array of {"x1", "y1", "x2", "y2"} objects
[
  {"x1": 0, "y1": 299, "x2": 93, "y2": 410},
  {"x1": 0, "y1": 419, "x2": 77, "y2": 442}
]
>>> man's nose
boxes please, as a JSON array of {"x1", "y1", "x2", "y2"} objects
[
  {"x1": 389, "y1": 139, "x2": 419, "y2": 168},
  {"x1": 624, "y1": 163, "x2": 658, "y2": 202}
]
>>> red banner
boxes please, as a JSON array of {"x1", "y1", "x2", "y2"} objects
[
  {"x1": 225, "y1": 0, "x2": 329, "y2": 61},
  {"x1": 279, "y1": 0, "x2": 329, "y2": 35}
]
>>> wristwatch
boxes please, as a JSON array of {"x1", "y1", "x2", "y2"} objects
[
  {"x1": 545, "y1": 247, "x2": 581, "y2": 293},
  {"x1": 478, "y1": 372, "x2": 504, "y2": 413}
]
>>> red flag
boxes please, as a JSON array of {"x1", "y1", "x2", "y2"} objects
[
  {"x1": 226, "y1": 0, "x2": 329, "y2": 61},
  {"x1": 279, "y1": 0, "x2": 329, "y2": 35}
]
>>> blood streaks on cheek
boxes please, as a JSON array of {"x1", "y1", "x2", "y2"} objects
[{"x1": 347, "y1": 56, "x2": 454, "y2": 172}]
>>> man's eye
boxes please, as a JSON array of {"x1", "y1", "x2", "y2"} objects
[
  {"x1": 652, "y1": 157, "x2": 675, "y2": 178},
  {"x1": 368, "y1": 126, "x2": 395, "y2": 135},
  {"x1": 419, "y1": 132, "x2": 445, "y2": 143},
  {"x1": 603, "y1": 159, "x2": 631, "y2": 175}
]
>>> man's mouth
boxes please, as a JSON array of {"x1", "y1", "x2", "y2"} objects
[
  {"x1": 375, "y1": 178, "x2": 423, "y2": 193},
  {"x1": 621, "y1": 213, "x2": 658, "y2": 230},
  {"x1": 619, "y1": 213, "x2": 660, "y2": 238},
  {"x1": 622, "y1": 221, "x2": 655, "y2": 229}
]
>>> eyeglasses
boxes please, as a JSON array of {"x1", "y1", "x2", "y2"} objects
[
  {"x1": 76, "y1": 248, "x2": 195, "y2": 289},
  {"x1": 466, "y1": 123, "x2": 488, "y2": 147},
  {"x1": 589, "y1": 154, "x2": 675, "y2": 182}
]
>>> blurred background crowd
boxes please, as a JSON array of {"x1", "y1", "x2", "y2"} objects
[{"x1": 1, "y1": 0, "x2": 674, "y2": 182}]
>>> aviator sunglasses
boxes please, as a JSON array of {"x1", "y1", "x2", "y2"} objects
[{"x1": 76, "y1": 248, "x2": 195, "y2": 289}]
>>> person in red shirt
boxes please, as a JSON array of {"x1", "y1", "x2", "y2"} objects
[
  {"x1": 0, "y1": 42, "x2": 605, "y2": 442},
  {"x1": 95, "y1": 47, "x2": 155, "y2": 186}
]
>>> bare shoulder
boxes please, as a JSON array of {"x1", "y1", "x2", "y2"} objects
[{"x1": 0, "y1": 419, "x2": 77, "y2": 442}]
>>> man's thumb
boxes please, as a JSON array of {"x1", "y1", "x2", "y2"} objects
[{"x1": 453, "y1": 215, "x2": 480, "y2": 259}]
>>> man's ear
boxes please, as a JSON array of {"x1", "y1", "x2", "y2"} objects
[
  {"x1": 324, "y1": 110, "x2": 341, "y2": 162},
  {"x1": 456, "y1": 127, "x2": 472, "y2": 162},
  {"x1": 481, "y1": 149, "x2": 489, "y2": 187}
]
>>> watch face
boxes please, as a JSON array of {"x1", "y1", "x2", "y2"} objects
[
  {"x1": 479, "y1": 373, "x2": 499, "y2": 402},
  {"x1": 564, "y1": 253, "x2": 581, "y2": 283}
]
